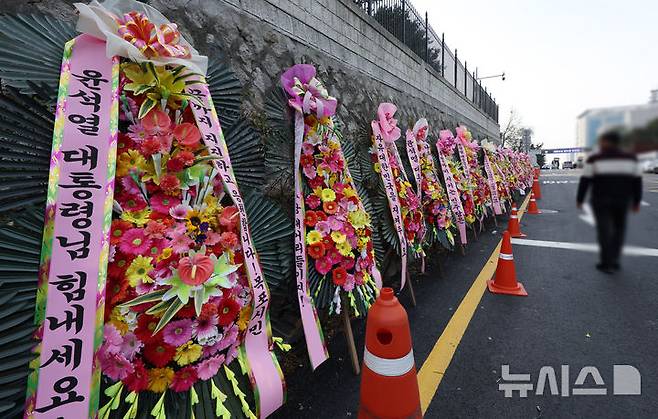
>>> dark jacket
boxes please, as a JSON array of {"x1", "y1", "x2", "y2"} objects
[{"x1": 576, "y1": 149, "x2": 642, "y2": 207}]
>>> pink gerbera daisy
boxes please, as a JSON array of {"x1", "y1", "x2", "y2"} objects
[
  {"x1": 100, "y1": 352, "x2": 133, "y2": 381},
  {"x1": 151, "y1": 193, "x2": 181, "y2": 214},
  {"x1": 169, "y1": 232, "x2": 194, "y2": 254},
  {"x1": 127, "y1": 121, "x2": 149, "y2": 142},
  {"x1": 170, "y1": 204, "x2": 191, "y2": 220},
  {"x1": 120, "y1": 332, "x2": 143, "y2": 360},
  {"x1": 195, "y1": 315, "x2": 219, "y2": 341},
  {"x1": 119, "y1": 228, "x2": 152, "y2": 256},
  {"x1": 102, "y1": 323, "x2": 123, "y2": 354},
  {"x1": 196, "y1": 354, "x2": 225, "y2": 380},
  {"x1": 163, "y1": 319, "x2": 194, "y2": 346}
]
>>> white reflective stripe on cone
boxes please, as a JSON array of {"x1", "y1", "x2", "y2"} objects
[
  {"x1": 499, "y1": 253, "x2": 514, "y2": 260},
  {"x1": 363, "y1": 348, "x2": 414, "y2": 377},
  {"x1": 510, "y1": 215, "x2": 518, "y2": 219}
]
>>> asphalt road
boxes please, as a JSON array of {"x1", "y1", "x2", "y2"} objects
[{"x1": 272, "y1": 170, "x2": 658, "y2": 419}]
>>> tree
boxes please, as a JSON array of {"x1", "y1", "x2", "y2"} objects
[{"x1": 500, "y1": 109, "x2": 533, "y2": 151}]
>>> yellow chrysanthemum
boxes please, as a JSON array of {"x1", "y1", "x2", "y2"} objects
[
  {"x1": 237, "y1": 305, "x2": 252, "y2": 331},
  {"x1": 342, "y1": 187, "x2": 356, "y2": 198},
  {"x1": 120, "y1": 209, "x2": 152, "y2": 226},
  {"x1": 116, "y1": 150, "x2": 146, "y2": 177},
  {"x1": 373, "y1": 162, "x2": 381, "y2": 173},
  {"x1": 148, "y1": 367, "x2": 174, "y2": 393},
  {"x1": 348, "y1": 209, "x2": 369, "y2": 229},
  {"x1": 306, "y1": 230, "x2": 322, "y2": 245},
  {"x1": 357, "y1": 236, "x2": 370, "y2": 251},
  {"x1": 175, "y1": 341, "x2": 202, "y2": 366},
  {"x1": 336, "y1": 240, "x2": 353, "y2": 257},
  {"x1": 109, "y1": 308, "x2": 129, "y2": 334},
  {"x1": 126, "y1": 255, "x2": 153, "y2": 287},
  {"x1": 330, "y1": 231, "x2": 346, "y2": 244},
  {"x1": 320, "y1": 188, "x2": 336, "y2": 202}
]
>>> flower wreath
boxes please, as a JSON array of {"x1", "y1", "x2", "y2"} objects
[
  {"x1": 406, "y1": 119, "x2": 455, "y2": 248},
  {"x1": 482, "y1": 140, "x2": 511, "y2": 205},
  {"x1": 455, "y1": 126, "x2": 490, "y2": 219},
  {"x1": 437, "y1": 130, "x2": 477, "y2": 225},
  {"x1": 281, "y1": 64, "x2": 380, "y2": 318}
]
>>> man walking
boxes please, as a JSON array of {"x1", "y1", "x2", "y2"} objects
[{"x1": 576, "y1": 131, "x2": 642, "y2": 273}]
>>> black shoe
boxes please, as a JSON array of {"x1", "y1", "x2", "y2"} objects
[
  {"x1": 612, "y1": 263, "x2": 621, "y2": 271},
  {"x1": 596, "y1": 263, "x2": 615, "y2": 274}
]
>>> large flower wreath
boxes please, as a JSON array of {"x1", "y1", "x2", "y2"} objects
[
  {"x1": 281, "y1": 64, "x2": 379, "y2": 318},
  {"x1": 482, "y1": 140, "x2": 511, "y2": 206},
  {"x1": 455, "y1": 126, "x2": 490, "y2": 219},
  {"x1": 77, "y1": 7, "x2": 281, "y2": 419},
  {"x1": 370, "y1": 103, "x2": 425, "y2": 257},
  {"x1": 437, "y1": 130, "x2": 476, "y2": 225},
  {"x1": 406, "y1": 119, "x2": 455, "y2": 249}
]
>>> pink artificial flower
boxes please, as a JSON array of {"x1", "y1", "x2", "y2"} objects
[
  {"x1": 163, "y1": 319, "x2": 194, "y2": 346},
  {"x1": 195, "y1": 315, "x2": 219, "y2": 341},
  {"x1": 343, "y1": 274, "x2": 355, "y2": 292},
  {"x1": 326, "y1": 247, "x2": 343, "y2": 264},
  {"x1": 170, "y1": 203, "x2": 192, "y2": 220},
  {"x1": 204, "y1": 231, "x2": 221, "y2": 246},
  {"x1": 151, "y1": 193, "x2": 181, "y2": 214},
  {"x1": 127, "y1": 121, "x2": 149, "y2": 142},
  {"x1": 144, "y1": 221, "x2": 167, "y2": 239},
  {"x1": 305, "y1": 194, "x2": 321, "y2": 209},
  {"x1": 438, "y1": 130, "x2": 456, "y2": 155},
  {"x1": 327, "y1": 216, "x2": 343, "y2": 231},
  {"x1": 169, "y1": 232, "x2": 194, "y2": 254},
  {"x1": 196, "y1": 354, "x2": 225, "y2": 380},
  {"x1": 101, "y1": 352, "x2": 134, "y2": 381},
  {"x1": 120, "y1": 332, "x2": 143, "y2": 360},
  {"x1": 120, "y1": 176, "x2": 142, "y2": 196},
  {"x1": 315, "y1": 256, "x2": 333, "y2": 275},
  {"x1": 376, "y1": 103, "x2": 401, "y2": 143},
  {"x1": 219, "y1": 232, "x2": 239, "y2": 250},
  {"x1": 303, "y1": 165, "x2": 317, "y2": 179},
  {"x1": 218, "y1": 207, "x2": 240, "y2": 231},
  {"x1": 354, "y1": 271, "x2": 365, "y2": 285},
  {"x1": 315, "y1": 220, "x2": 331, "y2": 236},
  {"x1": 302, "y1": 142, "x2": 315, "y2": 155},
  {"x1": 119, "y1": 228, "x2": 152, "y2": 256},
  {"x1": 324, "y1": 151, "x2": 343, "y2": 172},
  {"x1": 142, "y1": 108, "x2": 171, "y2": 135},
  {"x1": 225, "y1": 341, "x2": 240, "y2": 364},
  {"x1": 413, "y1": 118, "x2": 429, "y2": 141},
  {"x1": 216, "y1": 324, "x2": 239, "y2": 352},
  {"x1": 103, "y1": 324, "x2": 123, "y2": 354},
  {"x1": 340, "y1": 256, "x2": 355, "y2": 271},
  {"x1": 280, "y1": 64, "x2": 337, "y2": 118}
]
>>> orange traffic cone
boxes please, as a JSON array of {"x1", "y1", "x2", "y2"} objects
[
  {"x1": 359, "y1": 288, "x2": 421, "y2": 419},
  {"x1": 532, "y1": 174, "x2": 542, "y2": 199},
  {"x1": 507, "y1": 203, "x2": 526, "y2": 238},
  {"x1": 534, "y1": 167, "x2": 540, "y2": 178},
  {"x1": 526, "y1": 192, "x2": 541, "y2": 214},
  {"x1": 487, "y1": 231, "x2": 528, "y2": 296}
]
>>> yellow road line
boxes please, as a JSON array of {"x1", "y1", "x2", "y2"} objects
[{"x1": 417, "y1": 194, "x2": 531, "y2": 413}]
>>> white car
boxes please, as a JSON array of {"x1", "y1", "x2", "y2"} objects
[{"x1": 541, "y1": 164, "x2": 551, "y2": 170}]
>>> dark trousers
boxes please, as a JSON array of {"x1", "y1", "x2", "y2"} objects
[{"x1": 592, "y1": 203, "x2": 628, "y2": 267}]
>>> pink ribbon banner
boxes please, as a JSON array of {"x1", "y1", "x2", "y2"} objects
[
  {"x1": 405, "y1": 130, "x2": 422, "y2": 203},
  {"x1": 291, "y1": 112, "x2": 330, "y2": 370},
  {"x1": 186, "y1": 83, "x2": 285, "y2": 418},
  {"x1": 372, "y1": 122, "x2": 408, "y2": 289},
  {"x1": 437, "y1": 150, "x2": 467, "y2": 245},
  {"x1": 30, "y1": 34, "x2": 118, "y2": 418},
  {"x1": 484, "y1": 153, "x2": 502, "y2": 215}
]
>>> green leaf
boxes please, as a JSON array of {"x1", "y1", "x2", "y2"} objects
[
  {"x1": 138, "y1": 97, "x2": 157, "y2": 120},
  {"x1": 153, "y1": 298, "x2": 184, "y2": 334},
  {"x1": 119, "y1": 289, "x2": 167, "y2": 308}
]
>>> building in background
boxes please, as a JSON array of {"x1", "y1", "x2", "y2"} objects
[
  {"x1": 520, "y1": 128, "x2": 532, "y2": 153},
  {"x1": 577, "y1": 90, "x2": 658, "y2": 149}
]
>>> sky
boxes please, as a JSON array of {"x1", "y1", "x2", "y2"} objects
[{"x1": 414, "y1": 0, "x2": 658, "y2": 149}]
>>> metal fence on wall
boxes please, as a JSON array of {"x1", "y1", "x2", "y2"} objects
[{"x1": 353, "y1": 0, "x2": 499, "y2": 123}]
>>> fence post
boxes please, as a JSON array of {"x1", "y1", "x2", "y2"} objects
[
  {"x1": 464, "y1": 61, "x2": 467, "y2": 96},
  {"x1": 402, "y1": 0, "x2": 406, "y2": 44},
  {"x1": 454, "y1": 49, "x2": 458, "y2": 87},
  {"x1": 441, "y1": 33, "x2": 445, "y2": 77},
  {"x1": 367, "y1": 0, "x2": 371, "y2": 15},
  {"x1": 425, "y1": 12, "x2": 429, "y2": 62},
  {"x1": 472, "y1": 71, "x2": 476, "y2": 102}
]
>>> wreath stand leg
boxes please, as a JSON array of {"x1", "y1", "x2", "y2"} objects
[
  {"x1": 341, "y1": 297, "x2": 360, "y2": 375},
  {"x1": 460, "y1": 244, "x2": 466, "y2": 256},
  {"x1": 405, "y1": 269, "x2": 417, "y2": 307},
  {"x1": 492, "y1": 214, "x2": 498, "y2": 227}
]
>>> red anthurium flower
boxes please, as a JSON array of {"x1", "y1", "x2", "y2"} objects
[
  {"x1": 178, "y1": 253, "x2": 214, "y2": 286},
  {"x1": 142, "y1": 108, "x2": 171, "y2": 135},
  {"x1": 174, "y1": 123, "x2": 201, "y2": 148}
]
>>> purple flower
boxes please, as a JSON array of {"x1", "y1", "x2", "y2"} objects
[
  {"x1": 120, "y1": 332, "x2": 143, "y2": 360},
  {"x1": 195, "y1": 315, "x2": 219, "y2": 341},
  {"x1": 163, "y1": 319, "x2": 194, "y2": 346},
  {"x1": 280, "y1": 64, "x2": 337, "y2": 117},
  {"x1": 196, "y1": 354, "x2": 225, "y2": 380}
]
